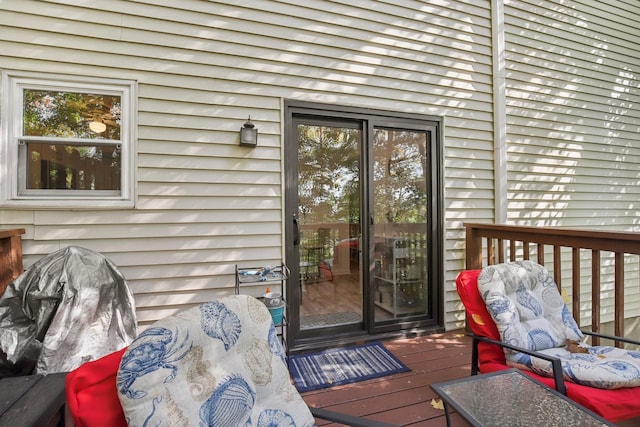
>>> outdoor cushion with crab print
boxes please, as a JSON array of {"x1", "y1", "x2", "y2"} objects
[
  {"x1": 116, "y1": 294, "x2": 314, "y2": 426},
  {"x1": 478, "y1": 260, "x2": 640, "y2": 389}
]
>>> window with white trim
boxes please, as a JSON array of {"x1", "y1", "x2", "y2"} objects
[{"x1": 1, "y1": 72, "x2": 136, "y2": 208}]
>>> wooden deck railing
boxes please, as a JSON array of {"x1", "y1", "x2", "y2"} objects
[
  {"x1": 465, "y1": 222, "x2": 640, "y2": 344},
  {"x1": 0, "y1": 228, "x2": 25, "y2": 295}
]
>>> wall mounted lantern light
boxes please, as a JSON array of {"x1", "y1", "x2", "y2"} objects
[{"x1": 240, "y1": 116, "x2": 258, "y2": 147}]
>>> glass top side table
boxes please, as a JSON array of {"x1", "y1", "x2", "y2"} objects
[{"x1": 430, "y1": 369, "x2": 614, "y2": 427}]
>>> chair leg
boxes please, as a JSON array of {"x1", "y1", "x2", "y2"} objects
[
  {"x1": 471, "y1": 336, "x2": 480, "y2": 375},
  {"x1": 443, "y1": 401, "x2": 452, "y2": 427},
  {"x1": 551, "y1": 358, "x2": 566, "y2": 395}
]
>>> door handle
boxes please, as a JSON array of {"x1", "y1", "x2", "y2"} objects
[{"x1": 293, "y1": 218, "x2": 300, "y2": 246}]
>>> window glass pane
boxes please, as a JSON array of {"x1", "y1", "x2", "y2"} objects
[
  {"x1": 23, "y1": 90, "x2": 121, "y2": 140},
  {"x1": 24, "y1": 142, "x2": 121, "y2": 190}
]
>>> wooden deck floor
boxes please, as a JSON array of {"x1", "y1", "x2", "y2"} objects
[{"x1": 301, "y1": 329, "x2": 473, "y2": 427}]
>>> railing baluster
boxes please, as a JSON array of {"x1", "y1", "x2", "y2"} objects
[
  {"x1": 553, "y1": 246, "x2": 561, "y2": 291},
  {"x1": 572, "y1": 248, "x2": 580, "y2": 324},
  {"x1": 537, "y1": 243, "x2": 544, "y2": 265},
  {"x1": 591, "y1": 249, "x2": 601, "y2": 345},
  {"x1": 615, "y1": 252, "x2": 624, "y2": 346},
  {"x1": 487, "y1": 237, "x2": 494, "y2": 266}
]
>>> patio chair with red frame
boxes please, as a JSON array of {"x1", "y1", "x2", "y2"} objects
[{"x1": 456, "y1": 261, "x2": 640, "y2": 424}]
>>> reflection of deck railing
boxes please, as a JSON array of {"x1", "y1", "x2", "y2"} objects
[
  {"x1": 299, "y1": 223, "x2": 428, "y2": 276},
  {"x1": 465, "y1": 223, "x2": 640, "y2": 343}
]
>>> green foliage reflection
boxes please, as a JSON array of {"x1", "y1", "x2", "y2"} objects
[
  {"x1": 297, "y1": 125, "x2": 361, "y2": 224},
  {"x1": 373, "y1": 128, "x2": 428, "y2": 225},
  {"x1": 23, "y1": 90, "x2": 121, "y2": 140}
]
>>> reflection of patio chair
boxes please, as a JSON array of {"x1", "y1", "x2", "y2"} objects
[
  {"x1": 301, "y1": 228, "x2": 334, "y2": 282},
  {"x1": 301, "y1": 245, "x2": 324, "y2": 281},
  {"x1": 66, "y1": 295, "x2": 398, "y2": 427},
  {"x1": 299, "y1": 244, "x2": 323, "y2": 304},
  {"x1": 456, "y1": 261, "x2": 640, "y2": 423}
]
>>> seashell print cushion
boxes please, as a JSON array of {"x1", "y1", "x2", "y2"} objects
[
  {"x1": 512, "y1": 344, "x2": 640, "y2": 389},
  {"x1": 478, "y1": 260, "x2": 640, "y2": 389},
  {"x1": 116, "y1": 294, "x2": 314, "y2": 426},
  {"x1": 478, "y1": 260, "x2": 583, "y2": 352}
]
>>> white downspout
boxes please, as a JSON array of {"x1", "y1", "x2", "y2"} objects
[{"x1": 492, "y1": 0, "x2": 508, "y2": 224}]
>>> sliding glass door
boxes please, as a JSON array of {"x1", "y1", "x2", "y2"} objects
[{"x1": 284, "y1": 101, "x2": 443, "y2": 349}]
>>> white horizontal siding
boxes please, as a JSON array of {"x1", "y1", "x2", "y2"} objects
[
  {"x1": 2, "y1": 0, "x2": 488, "y2": 330},
  {"x1": 503, "y1": 0, "x2": 640, "y2": 325},
  {"x1": 504, "y1": 0, "x2": 640, "y2": 227}
]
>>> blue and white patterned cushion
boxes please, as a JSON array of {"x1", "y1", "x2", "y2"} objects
[
  {"x1": 479, "y1": 261, "x2": 640, "y2": 389},
  {"x1": 520, "y1": 345, "x2": 640, "y2": 389},
  {"x1": 116, "y1": 294, "x2": 314, "y2": 426},
  {"x1": 478, "y1": 261, "x2": 583, "y2": 351}
]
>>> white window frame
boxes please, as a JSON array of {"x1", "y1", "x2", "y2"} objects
[{"x1": 1, "y1": 71, "x2": 136, "y2": 208}]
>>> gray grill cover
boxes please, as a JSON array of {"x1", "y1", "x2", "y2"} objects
[{"x1": 0, "y1": 246, "x2": 137, "y2": 376}]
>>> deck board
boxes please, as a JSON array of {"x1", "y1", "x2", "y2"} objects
[{"x1": 301, "y1": 330, "x2": 473, "y2": 426}]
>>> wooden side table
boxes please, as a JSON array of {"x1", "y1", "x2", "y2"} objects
[
  {"x1": 0, "y1": 373, "x2": 67, "y2": 427},
  {"x1": 431, "y1": 369, "x2": 613, "y2": 427}
]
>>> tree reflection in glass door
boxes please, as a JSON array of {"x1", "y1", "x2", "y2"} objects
[
  {"x1": 297, "y1": 122, "x2": 363, "y2": 330},
  {"x1": 372, "y1": 127, "x2": 429, "y2": 322}
]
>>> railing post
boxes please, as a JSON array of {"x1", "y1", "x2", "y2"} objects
[
  {"x1": 465, "y1": 225, "x2": 482, "y2": 269},
  {"x1": 0, "y1": 228, "x2": 25, "y2": 296}
]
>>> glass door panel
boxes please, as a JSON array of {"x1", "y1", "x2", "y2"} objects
[
  {"x1": 372, "y1": 127, "x2": 429, "y2": 323},
  {"x1": 297, "y1": 123, "x2": 363, "y2": 330}
]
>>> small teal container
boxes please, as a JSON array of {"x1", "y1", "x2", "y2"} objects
[{"x1": 268, "y1": 302, "x2": 285, "y2": 325}]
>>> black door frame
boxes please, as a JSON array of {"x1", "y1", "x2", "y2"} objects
[{"x1": 284, "y1": 100, "x2": 445, "y2": 352}]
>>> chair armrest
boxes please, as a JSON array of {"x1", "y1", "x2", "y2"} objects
[
  {"x1": 470, "y1": 334, "x2": 566, "y2": 395},
  {"x1": 583, "y1": 331, "x2": 640, "y2": 347},
  {"x1": 309, "y1": 406, "x2": 400, "y2": 427}
]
